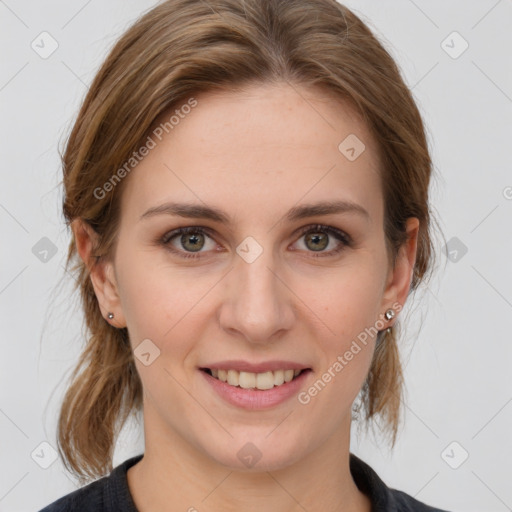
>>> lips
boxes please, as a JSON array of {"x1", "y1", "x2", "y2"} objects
[
  {"x1": 199, "y1": 360, "x2": 311, "y2": 373},
  {"x1": 199, "y1": 364, "x2": 312, "y2": 409}
]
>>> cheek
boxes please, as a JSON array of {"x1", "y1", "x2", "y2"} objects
[
  {"x1": 115, "y1": 248, "x2": 217, "y2": 351},
  {"x1": 304, "y1": 259, "x2": 385, "y2": 340},
  {"x1": 296, "y1": 260, "x2": 384, "y2": 392}
]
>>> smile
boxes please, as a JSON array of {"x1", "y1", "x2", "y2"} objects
[{"x1": 201, "y1": 368, "x2": 308, "y2": 390}]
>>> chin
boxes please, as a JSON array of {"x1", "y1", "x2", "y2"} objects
[{"x1": 203, "y1": 433, "x2": 307, "y2": 473}]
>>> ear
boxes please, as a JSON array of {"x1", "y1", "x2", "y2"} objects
[
  {"x1": 71, "y1": 218, "x2": 127, "y2": 328},
  {"x1": 380, "y1": 217, "x2": 420, "y2": 327}
]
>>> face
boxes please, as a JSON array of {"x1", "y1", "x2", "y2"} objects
[{"x1": 82, "y1": 82, "x2": 418, "y2": 472}]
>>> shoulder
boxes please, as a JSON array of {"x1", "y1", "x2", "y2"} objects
[
  {"x1": 389, "y1": 488, "x2": 451, "y2": 511},
  {"x1": 38, "y1": 454, "x2": 143, "y2": 512},
  {"x1": 349, "y1": 453, "x2": 451, "y2": 512},
  {"x1": 38, "y1": 474, "x2": 109, "y2": 512}
]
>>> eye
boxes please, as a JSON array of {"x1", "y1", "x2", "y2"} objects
[
  {"x1": 160, "y1": 226, "x2": 218, "y2": 259},
  {"x1": 292, "y1": 224, "x2": 352, "y2": 257},
  {"x1": 159, "y1": 224, "x2": 352, "y2": 260}
]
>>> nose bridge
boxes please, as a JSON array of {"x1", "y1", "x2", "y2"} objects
[{"x1": 219, "y1": 244, "x2": 294, "y2": 342}]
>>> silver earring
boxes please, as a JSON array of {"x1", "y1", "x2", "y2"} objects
[
  {"x1": 107, "y1": 312, "x2": 114, "y2": 320},
  {"x1": 384, "y1": 309, "x2": 395, "y2": 321}
]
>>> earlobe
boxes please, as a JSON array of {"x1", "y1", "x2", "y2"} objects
[{"x1": 71, "y1": 219, "x2": 127, "y2": 328}]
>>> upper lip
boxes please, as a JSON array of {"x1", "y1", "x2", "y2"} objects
[{"x1": 200, "y1": 360, "x2": 311, "y2": 373}]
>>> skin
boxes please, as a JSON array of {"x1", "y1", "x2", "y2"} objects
[{"x1": 74, "y1": 82, "x2": 419, "y2": 512}]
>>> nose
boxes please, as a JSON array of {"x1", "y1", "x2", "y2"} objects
[{"x1": 218, "y1": 248, "x2": 296, "y2": 345}]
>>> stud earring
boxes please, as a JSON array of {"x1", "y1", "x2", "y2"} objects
[
  {"x1": 107, "y1": 312, "x2": 114, "y2": 320},
  {"x1": 384, "y1": 308, "x2": 395, "y2": 321}
]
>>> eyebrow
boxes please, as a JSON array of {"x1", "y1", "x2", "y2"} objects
[{"x1": 139, "y1": 199, "x2": 370, "y2": 224}]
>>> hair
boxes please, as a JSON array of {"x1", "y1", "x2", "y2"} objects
[{"x1": 57, "y1": 0, "x2": 440, "y2": 483}]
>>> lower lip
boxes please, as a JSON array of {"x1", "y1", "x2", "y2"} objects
[{"x1": 200, "y1": 369, "x2": 312, "y2": 410}]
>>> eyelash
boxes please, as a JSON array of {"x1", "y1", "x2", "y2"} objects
[{"x1": 159, "y1": 224, "x2": 352, "y2": 260}]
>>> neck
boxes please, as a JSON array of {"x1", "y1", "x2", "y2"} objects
[{"x1": 127, "y1": 403, "x2": 371, "y2": 512}]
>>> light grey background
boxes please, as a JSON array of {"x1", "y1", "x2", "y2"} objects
[{"x1": 1, "y1": 1, "x2": 511, "y2": 511}]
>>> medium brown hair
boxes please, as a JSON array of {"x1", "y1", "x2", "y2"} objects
[{"x1": 57, "y1": 0, "x2": 440, "y2": 483}]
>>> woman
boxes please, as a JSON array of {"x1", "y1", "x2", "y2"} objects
[{"x1": 40, "y1": 0, "x2": 448, "y2": 510}]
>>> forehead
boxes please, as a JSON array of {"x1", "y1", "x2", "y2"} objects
[{"x1": 119, "y1": 82, "x2": 383, "y2": 226}]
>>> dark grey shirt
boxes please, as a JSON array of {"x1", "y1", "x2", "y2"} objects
[{"x1": 39, "y1": 453, "x2": 449, "y2": 511}]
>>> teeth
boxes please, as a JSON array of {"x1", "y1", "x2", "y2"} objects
[
  {"x1": 227, "y1": 370, "x2": 238, "y2": 386},
  {"x1": 274, "y1": 369, "x2": 285, "y2": 386},
  {"x1": 210, "y1": 368, "x2": 303, "y2": 390}
]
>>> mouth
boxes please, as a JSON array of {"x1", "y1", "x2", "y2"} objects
[{"x1": 200, "y1": 367, "x2": 312, "y2": 391}]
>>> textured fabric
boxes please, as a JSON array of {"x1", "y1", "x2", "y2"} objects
[
  {"x1": 348, "y1": 455, "x2": 449, "y2": 511},
  {"x1": 39, "y1": 453, "x2": 450, "y2": 511}
]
